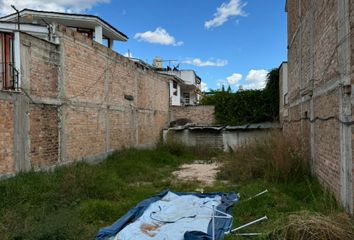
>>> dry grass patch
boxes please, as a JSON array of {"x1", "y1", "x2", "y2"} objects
[
  {"x1": 270, "y1": 211, "x2": 354, "y2": 240},
  {"x1": 218, "y1": 131, "x2": 310, "y2": 184}
]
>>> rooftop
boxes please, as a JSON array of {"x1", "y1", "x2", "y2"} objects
[{"x1": 0, "y1": 8, "x2": 128, "y2": 42}]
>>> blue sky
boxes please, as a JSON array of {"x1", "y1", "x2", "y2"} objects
[{"x1": 1, "y1": 0, "x2": 287, "y2": 91}]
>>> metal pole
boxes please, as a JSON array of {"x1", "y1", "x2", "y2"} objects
[
  {"x1": 230, "y1": 216, "x2": 268, "y2": 233},
  {"x1": 212, "y1": 204, "x2": 215, "y2": 240},
  {"x1": 11, "y1": 5, "x2": 20, "y2": 31},
  {"x1": 234, "y1": 233, "x2": 263, "y2": 236},
  {"x1": 246, "y1": 189, "x2": 269, "y2": 201}
]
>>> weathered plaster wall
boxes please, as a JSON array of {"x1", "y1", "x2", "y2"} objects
[{"x1": 164, "y1": 128, "x2": 272, "y2": 151}]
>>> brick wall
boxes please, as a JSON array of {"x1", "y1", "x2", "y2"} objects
[
  {"x1": 60, "y1": 26, "x2": 170, "y2": 160},
  {"x1": 170, "y1": 106, "x2": 215, "y2": 125},
  {"x1": 29, "y1": 105, "x2": 59, "y2": 168},
  {"x1": 0, "y1": 99, "x2": 15, "y2": 174},
  {"x1": 0, "y1": 25, "x2": 170, "y2": 176},
  {"x1": 285, "y1": 0, "x2": 353, "y2": 212},
  {"x1": 20, "y1": 33, "x2": 60, "y2": 98}
]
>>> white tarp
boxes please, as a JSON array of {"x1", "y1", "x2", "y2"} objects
[{"x1": 110, "y1": 191, "x2": 221, "y2": 240}]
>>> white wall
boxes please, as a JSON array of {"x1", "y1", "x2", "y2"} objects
[
  {"x1": 170, "y1": 80, "x2": 181, "y2": 106},
  {"x1": 179, "y1": 71, "x2": 196, "y2": 85},
  {"x1": 163, "y1": 129, "x2": 272, "y2": 151}
]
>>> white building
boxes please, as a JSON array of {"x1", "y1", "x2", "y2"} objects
[{"x1": 153, "y1": 58, "x2": 202, "y2": 106}]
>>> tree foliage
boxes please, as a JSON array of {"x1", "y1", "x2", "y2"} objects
[{"x1": 200, "y1": 68, "x2": 279, "y2": 125}]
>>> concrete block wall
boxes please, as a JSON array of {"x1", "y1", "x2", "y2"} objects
[
  {"x1": 164, "y1": 128, "x2": 270, "y2": 151},
  {"x1": 170, "y1": 106, "x2": 215, "y2": 125},
  {"x1": 285, "y1": 0, "x2": 354, "y2": 212},
  {"x1": 0, "y1": 25, "x2": 170, "y2": 176}
]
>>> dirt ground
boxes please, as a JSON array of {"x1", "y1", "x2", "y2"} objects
[{"x1": 172, "y1": 160, "x2": 220, "y2": 186}]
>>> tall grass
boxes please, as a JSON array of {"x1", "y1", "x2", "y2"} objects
[
  {"x1": 218, "y1": 131, "x2": 310, "y2": 183},
  {"x1": 157, "y1": 139, "x2": 221, "y2": 160}
]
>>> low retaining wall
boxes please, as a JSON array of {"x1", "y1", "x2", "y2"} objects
[{"x1": 163, "y1": 122, "x2": 280, "y2": 151}]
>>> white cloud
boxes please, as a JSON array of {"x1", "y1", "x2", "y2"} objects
[
  {"x1": 201, "y1": 82, "x2": 209, "y2": 92},
  {"x1": 0, "y1": 0, "x2": 110, "y2": 15},
  {"x1": 226, "y1": 73, "x2": 242, "y2": 85},
  {"x1": 134, "y1": 27, "x2": 183, "y2": 46},
  {"x1": 205, "y1": 0, "x2": 247, "y2": 29},
  {"x1": 243, "y1": 69, "x2": 268, "y2": 89},
  {"x1": 183, "y1": 58, "x2": 228, "y2": 67}
]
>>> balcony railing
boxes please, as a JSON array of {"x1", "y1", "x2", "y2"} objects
[{"x1": 1, "y1": 62, "x2": 19, "y2": 91}]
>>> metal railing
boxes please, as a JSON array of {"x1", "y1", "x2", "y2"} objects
[{"x1": 1, "y1": 62, "x2": 19, "y2": 91}]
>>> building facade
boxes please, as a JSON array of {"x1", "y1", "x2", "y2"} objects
[
  {"x1": 282, "y1": 0, "x2": 354, "y2": 213},
  {"x1": 153, "y1": 58, "x2": 202, "y2": 106}
]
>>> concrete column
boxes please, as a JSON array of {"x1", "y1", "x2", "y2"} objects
[
  {"x1": 309, "y1": 0, "x2": 315, "y2": 174},
  {"x1": 94, "y1": 25, "x2": 103, "y2": 44},
  {"x1": 337, "y1": 0, "x2": 353, "y2": 214},
  {"x1": 108, "y1": 38, "x2": 114, "y2": 49},
  {"x1": 14, "y1": 94, "x2": 30, "y2": 171}
]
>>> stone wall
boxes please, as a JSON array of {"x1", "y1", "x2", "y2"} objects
[
  {"x1": 170, "y1": 106, "x2": 215, "y2": 125},
  {"x1": 285, "y1": 0, "x2": 353, "y2": 212},
  {"x1": 0, "y1": 25, "x2": 170, "y2": 176}
]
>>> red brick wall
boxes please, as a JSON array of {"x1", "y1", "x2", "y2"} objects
[
  {"x1": 64, "y1": 106, "x2": 106, "y2": 161},
  {"x1": 20, "y1": 33, "x2": 59, "y2": 98},
  {"x1": 0, "y1": 26, "x2": 171, "y2": 175},
  {"x1": 60, "y1": 26, "x2": 169, "y2": 160},
  {"x1": 170, "y1": 106, "x2": 215, "y2": 125},
  {"x1": 0, "y1": 99, "x2": 15, "y2": 174},
  {"x1": 313, "y1": 92, "x2": 341, "y2": 199},
  {"x1": 29, "y1": 105, "x2": 59, "y2": 168},
  {"x1": 108, "y1": 110, "x2": 135, "y2": 149},
  {"x1": 285, "y1": 0, "x2": 350, "y2": 207}
]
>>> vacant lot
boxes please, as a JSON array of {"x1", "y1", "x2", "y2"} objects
[{"x1": 0, "y1": 138, "x2": 353, "y2": 240}]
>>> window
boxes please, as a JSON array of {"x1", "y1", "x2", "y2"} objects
[
  {"x1": 76, "y1": 28, "x2": 93, "y2": 39},
  {"x1": 173, "y1": 80, "x2": 177, "y2": 89},
  {"x1": 0, "y1": 32, "x2": 17, "y2": 90},
  {"x1": 183, "y1": 92, "x2": 190, "y2": 105}
]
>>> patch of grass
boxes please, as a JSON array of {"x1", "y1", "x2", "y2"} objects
[
  {"x1": 0, "y1": 139, "x2": 351, "y2": 240},
  {"x1": 0, "y1": 147, "x2": 198, "y2": 240},
  {"x1": 215, "y1": 131, "x2": 350, "y2": 239}
]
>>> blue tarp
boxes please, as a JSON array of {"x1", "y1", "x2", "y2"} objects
[{"x1": 96, "y1": 190, "x2": 238, "y2": 240}]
